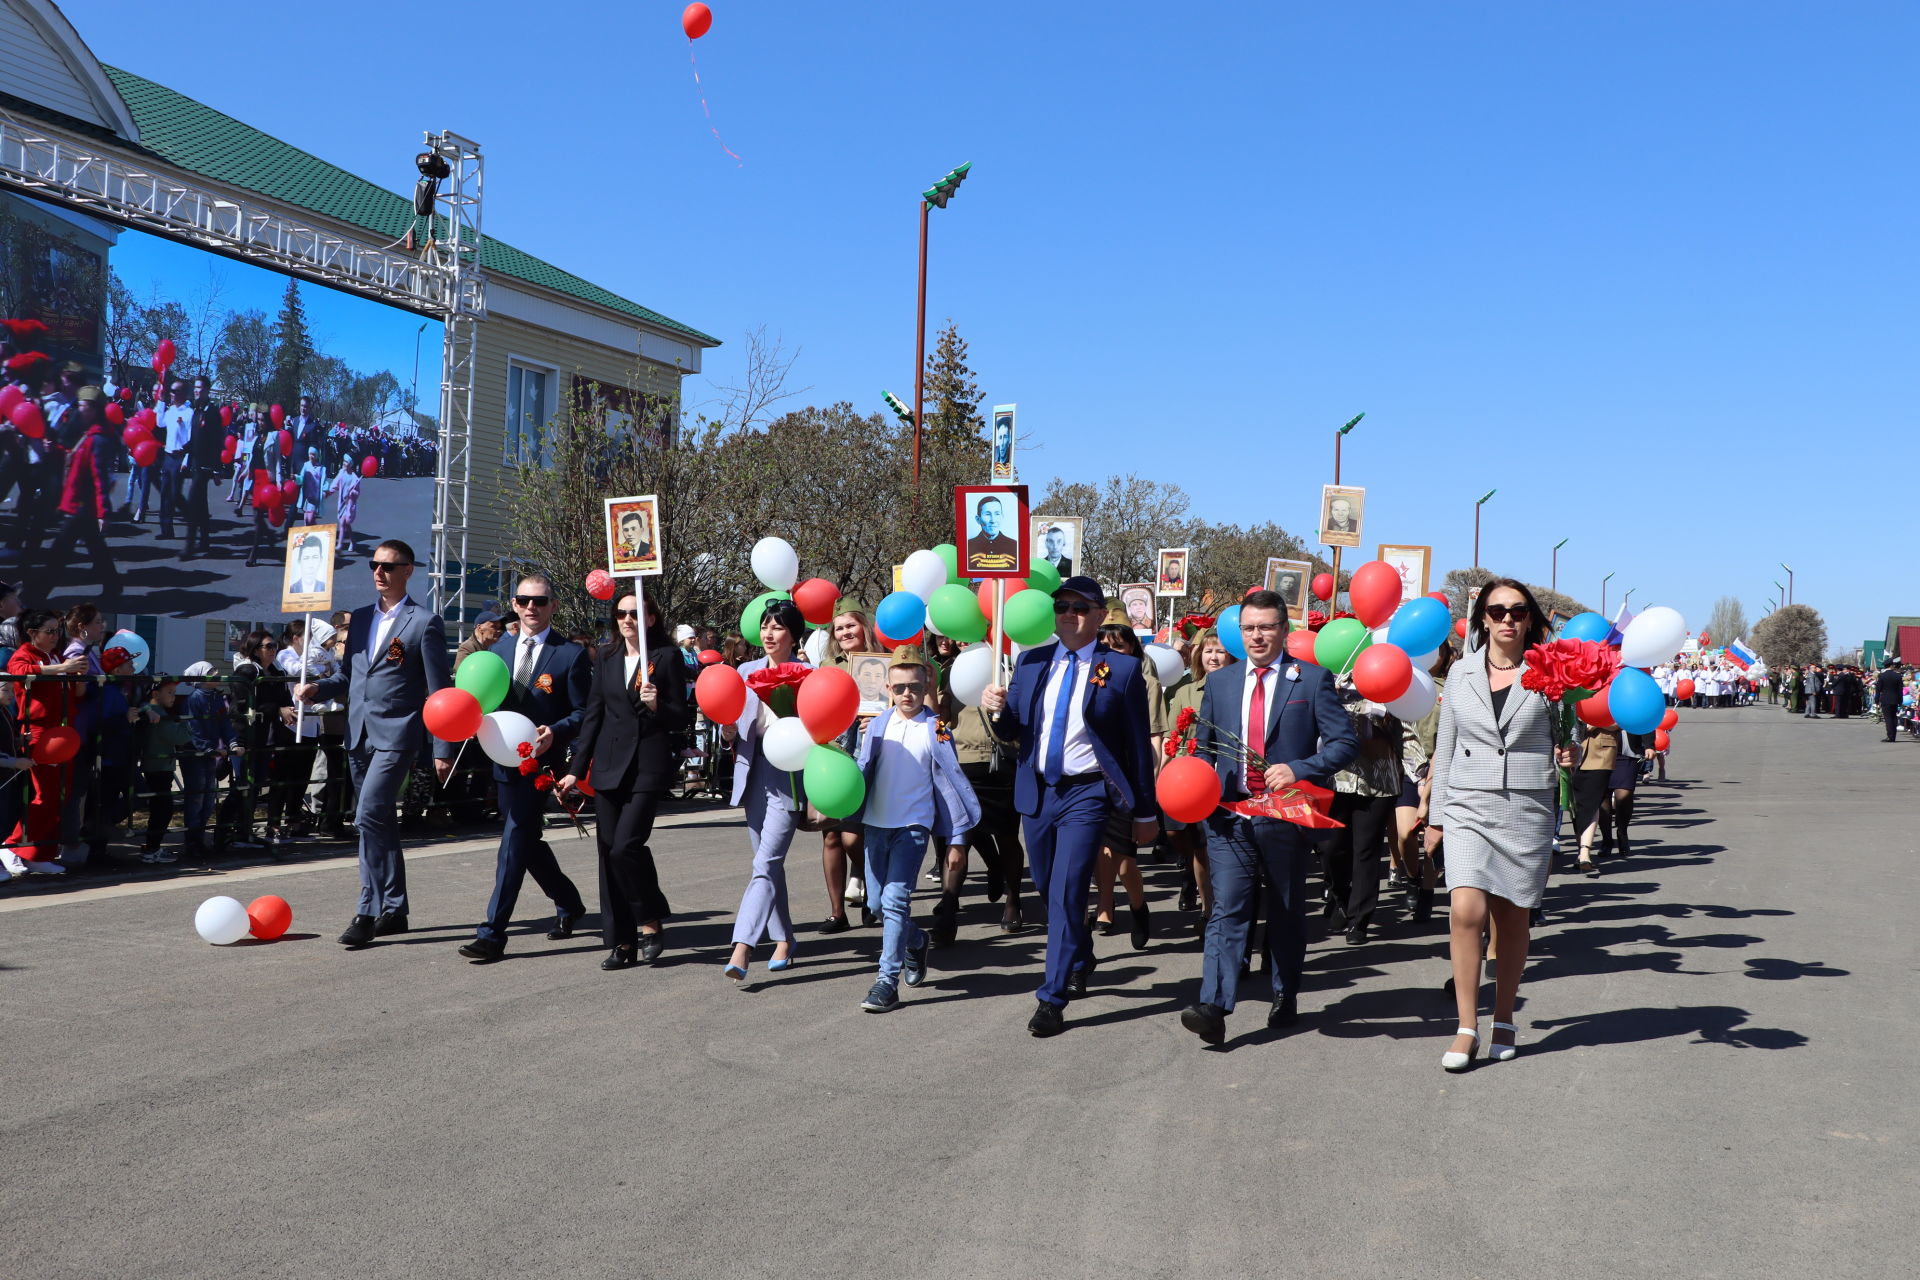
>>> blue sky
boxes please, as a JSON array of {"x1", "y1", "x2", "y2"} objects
[{"x1": 75, "y1": 1, "x2": 1914, "y2": 651}]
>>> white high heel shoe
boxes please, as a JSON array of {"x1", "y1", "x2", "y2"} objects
[
  {"x1": 1441, "y1": 1026, "x2": 1479, "y2": 1072},
  {"x1": 1487, "y1": 1021, "x2": 1519, "y2": 1062}
]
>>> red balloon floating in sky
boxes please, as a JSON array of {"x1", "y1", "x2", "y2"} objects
[{"x1": 682, "y1": 3, "x2": 712, "y2": 39}]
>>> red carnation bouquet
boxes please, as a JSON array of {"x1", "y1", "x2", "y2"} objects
[
  {"x1": 1176, "y1": 613, "x2": 1216, "y2": 641},
  {"x1": 745, "y1": 661, "x2": 813, "y2": 718},
  {"x1": 1162, "y1": 705, "x2": 1343, "y2": 828},
  {"x1": 1520, "y1": 638, "x2": 1622, "y2": 809}
]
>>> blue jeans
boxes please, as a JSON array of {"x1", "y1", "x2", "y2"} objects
[
  {"x1": 178, "y1": 756, "x2": 217, "y2": 840},
  {"x1": 158, "y1": 452, "x2": 186, "y2": 534},
  {"x1": 862, "y1": 824, "x2": 930, "y2": 982},
  {"x1": 125, "y1": 462, "x2": 153, "y2": 517}
]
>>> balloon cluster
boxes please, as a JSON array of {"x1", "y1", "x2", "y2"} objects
[
  {"x1": 1274, "y1": 559, "x2": 1446, "y2": 721},
  {"x1": 422, "y1": 649, "x2": 544, "y2": 769},
  {"x1": 194, "y1": 894, "x2": 292, "y2": 945},
  {"x1": 1540, "y1": 605, "x2": 1690, "y2": 738}
]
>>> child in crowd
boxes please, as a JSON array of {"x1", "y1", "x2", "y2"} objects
[
  {"x1": 178, "y1": 662, "x2": 236, "y2": 862},
  {"x1": 138, "y1": 678, "x2": 190, "y2": 864}
]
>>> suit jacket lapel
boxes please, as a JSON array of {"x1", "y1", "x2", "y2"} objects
[
  {"x1": 1497, "y1": 660, "x2": 1529, "y2": 733},
  {"x1": 1079, "y1": 645, "x2": 1105, "y2": 715}
]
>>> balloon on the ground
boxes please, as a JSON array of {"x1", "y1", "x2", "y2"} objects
[
  {"x1": 682, "y1": 2, "x2": 712, "y2": 38},
  {"x1": 1560, "y1": 611, "x2": 1611, "y2": 643},
  {"x1": 797, "y1": 666, "x2": 860, "y2": 743},
  {"x1": 247, "y1": 895, "x2": 292, "y2": 941},
  {"x1": 739, "y1": 589, "x2": 792, "y2": 640},
  {"x1": 875, "y1": 591, "x2": 927, "y2": 642},
  {"x1": 1311, "y1": 573, "x2": 1335, "y2": 603},
  {"x1": 803, "y1": 626, "x2": 831, "y2": 666},
  {"x1": 1314, "y1": 618, "x2": 1372, "y2": 674},
  {"x1": 1348, "y1": 562, "x2": 1403, "y2": 628},
  {"x1": 749, "y1": 537, "x2": 800, "y2": 591},
  {"x1": 1144, "y1": 643, "x2": 1185, "y2": 687},
  {"x1": 1619, "y1": 606, "x2": 1687, "y2": 668},
  {"x1": 1000, "y1": 589, "x2": 1057, "y2": 646},
  {"x1": 1660, "y1": 707, "x2": 1679, "y2": 732},
  {"x1": 1608, "y1": 666, "x2": 1665, "y2": 734},
  {"x1": 695, "y1": 663, "x2": 746, "y2": 723},
  {"x1": 1216, "y1": 605, "x2": 1246, "y2": 659},
  {"x1": 1286, "y1": 628, "x2": 1317, "y2": 665},
  {"x1": 793, "y1": 577, "x2": 840, "y2": 625},
  {"x1": 584, "y1": 569, "x2": 616, "y2": 601},
  {"x1": 104, "y1": 630, "x2": 150, "y2": 673},
  {"x1": 1351, "y1": 642, "x2": 1413, "y2": 703},
  {"x1": 1386, "y1": 597, "x2": 1451, "y2": 658},
  {"x1": 1025, "y1": 558, "x2": 1063, "y2": 597},
  {"x1": 927, "y1": 584, "x2": 987, "y2": 642},
  {"x1": 1385, "y1": 665, "x2": 1437, "y2": 721},
  {"x1": 477, "y1": 710, "x2": 538, "y2": 768},
  {"x1": 803, "y1": 743, "x2": 866, "y2": 819},
  {"x1": 763, "y1": 715, "x2": 817, "y2": 771},
  {"x1": 1157, "y1": 755, "x2": 1222, "y2": 823},
  {"x1": 454, "y1": 650, "x2": 510, "y2": 713},
  {"x1": 1575, "y1": 684, "x2": 1615, "y2": 729},
  {"x1": 901, "y1": 549, "x2": 947, "y2": 601},
  {"x1": 423, "y1": 688, "x2": 483, "y2": 742},
  {"x1": 194, "y1": 896, "x2": 252, "y2": 946},
  {"x1": 948, "y1": 644, "x2": 995, "y2": 706}
]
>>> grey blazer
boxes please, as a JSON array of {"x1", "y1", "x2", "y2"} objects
[
  {"x1": 311, "y1": 597, "x2": 453, "y2": 756},
  {"x1": 1429, "y1": 648, "x2": 1559, "y2": 824}
]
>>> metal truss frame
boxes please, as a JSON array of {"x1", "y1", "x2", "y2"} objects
[{"x1": 421, "y1": 130, "x2": 485, "y2": 628}]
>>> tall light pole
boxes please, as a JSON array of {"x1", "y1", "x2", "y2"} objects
[
  {"x1": 1473, "y1": 489, "x2": 1496, "y2": 568},
  {"x1": 1623, "y1": 587, "x2": 1636, "y2": 612},
  {"x1": 912, "y1": 162, "x2": 972, "y2": 494},
  {"x1": 1601, "y1": 571, "x2": 1615, "y2": 615},
  {"x1": 1328, "y1": 413, "x2": 1364, "y2": 605},
  {"x1": 1774, "y1": 580, "x2": 1786, "y2": 612},
  {"x1": 1780, "y1": 562, "x2": 1793, "y2": 606},
  {"x1": 1551, "y1": 537, "x2": 1568, "y2": 592}
]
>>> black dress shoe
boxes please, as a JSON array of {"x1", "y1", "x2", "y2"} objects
[
  {"x1": 1267, "y1": 994, "x2": 1298, "y2": 1028},
  {"x1": 338, "y1": 914, "x2": 376, "y2": 947},
  {"x1": 1181, "y1": 1002, "x2": 1227, "y2": 1045},
  {"x1": 458, "y1": 937, "x2": 505, "y2": 963},
  {"x1": 1066, "y1": 959, "x2": 1094, "y2": 998},
  {"x1": 372, "y1": 911, "x2": 408, "y2": 936},
  {"x1": 818, "y1": 914, "x2": 850, "y2": 935},
  {"x1": 547, "y1": 913, "x2": 576, "y2": 941},
  {"x1": 1412, "y1": 886, "x2": 1435, "y2": 922},
  {"x1": 1028, "y1": 1001, "x2": 1065, "y2": 1037},
  {"x1": 1129, "y1": 902, "x2": 1151, "y2": 950},
  {"x1": 1095, "y1": 917, "x2": 1119, "y2": 937},
  {"x1": 601, "y1": 945, "x2": 637, "y2": 970},
  {"x1": 1345, "y1": 922, "x2": 1369, "y2": 946},
  {"x1": 986, "y1": 867, "x2": 1005, "y2": 903},
  {"x1": 929, "y1": 899, "x2": 958, "y2": 949},
  {"x1": 1177, "y1": 883, "x2": 1198, "y2": 913},
  {"x1": 860, "y1": 907, "x2": 878, "y2": 929},
  {"x1": 637, "y1": 931, "x2": 664, "y2": 964}
]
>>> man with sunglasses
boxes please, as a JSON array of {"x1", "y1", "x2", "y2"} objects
[
  {"x1": 298, "y1": 539, "x2": 453, "y2": 948},
  {"x1": 980, "y1": 575, "x2": 1158, "y2": 1037},
  {"x1": 456, "y1": 574, "x2": 590, "y2": 963}
]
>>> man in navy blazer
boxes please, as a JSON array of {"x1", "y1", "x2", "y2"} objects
[
  {"x1": 1180, "y1": 588, "x2": 1357, "y2": 1044},
  {"x1": 982, "y1": 575, "x2": 1158, "y2": 1037},
  {"x1": 458, "y1": 573, "x2": 591, "y2": 962}
]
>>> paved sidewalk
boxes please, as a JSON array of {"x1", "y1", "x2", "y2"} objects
[{"x1": 1, "y1": 706, "x2": 1910, "y2": 1279}]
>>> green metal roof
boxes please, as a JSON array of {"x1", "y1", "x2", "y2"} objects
[{"x1": 97, "y1": 65, "x2": 718, "y2": 346}]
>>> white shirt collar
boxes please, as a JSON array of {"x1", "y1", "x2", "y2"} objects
[
  {"x1": 519, "y1": 626, "x2": 551, "y2": 647},
  {"x1": 375, "y1": 594, "x2": 411, "y2": 618},
  {"x1": 1057, "y1": 637, "x2": 1099, "y2": 665}
]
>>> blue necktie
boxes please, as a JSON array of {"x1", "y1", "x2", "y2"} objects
[{"x1": 1043, "y1": 651, "x2": 1079, "y2": 784}]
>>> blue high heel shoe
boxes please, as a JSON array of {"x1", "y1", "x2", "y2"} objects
[
  {"x1": 724, "y1": 952, "x2": 749, "y2": 983},
  {"x1": 767, "y1": 947, "x2": 796, "y2": 972}
]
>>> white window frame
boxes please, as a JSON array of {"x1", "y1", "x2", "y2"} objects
[{"x1": 505, "y1": 354, "x2": 560, "y2": 465}]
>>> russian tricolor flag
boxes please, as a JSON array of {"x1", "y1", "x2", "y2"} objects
[{"x1": 1726, "y1": 638, "x2": 1758, "y2": 669}]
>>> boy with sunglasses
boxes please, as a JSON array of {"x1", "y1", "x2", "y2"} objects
[{"x1": 851, "y1": 646, "x2": 981, "y2": 1012}]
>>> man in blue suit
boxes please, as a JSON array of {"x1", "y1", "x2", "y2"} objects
[
  {"x1": 1180, "y1": 588, "x2": 1356, "y2": 1044},
  {"x1": 298, "y1": 539, "x2": 454, "y2": 948},
  {"x1": 981, "y1": 575, "x2": 1158, "y2": 1037},
  {"x1": 458, "y1": 573, "x2": 591, "y2": 962}
]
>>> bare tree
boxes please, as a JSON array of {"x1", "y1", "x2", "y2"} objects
[
  {"x1": 707, "y1": 326, "x2": 809, "y2": 434},
  {"x1": 1033, "y1": 473, "x2": 1191, "y2": 589},
  {"x1": 1706, "y1": 595, "x2": 1750, "y2": 646}
]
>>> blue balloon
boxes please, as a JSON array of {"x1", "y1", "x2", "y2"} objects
[
  {"x1": 1609, "y1": 666, "x2": 1664, "y2": 734},
  {"x1": 874, "y1": 590, "x2": 927, "y2": 641},
  {"x1": 1560, "y1": 611, "x2": 1611, "y2": 643},
  {"x1": 1386, "y1": 597, "x2": 1450, "y2": 657},
  {"x1": 1217, "y1": 605, "x2": 1247, "y2": 659}
]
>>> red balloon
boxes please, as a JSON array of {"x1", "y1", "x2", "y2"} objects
[
  {"x1": 1654, "y1": 729, "x2": 1672, "y2": 752},
  {"x1": 263, "y1": 484, "x2": 287, "y2": 509},
  {"x1": 131, "y1": 439, "x2": 160, "y2": 468},
  {"x1": 696, "y1": 663, "x2": 747, "y2": 723},
  {"x1": 1352, "y1": 642, "x2": 1413, "y2": 703},
  {"x1": 1286, "y1": 629, "x2": 1318, "y2": 665},
  {"x1": 976, "y1": 578, "x2": 1030, "y2": 625},
  {"x1": 1156, "y1": 755, "x2": 1222, "y2": 823},
  {"x1": 266, "y1": 504, "x2": 286, "y2": 528},
  {"x1": 1453, "y1": 617, "x2": 1469, "y2": 640},
  {"x1": 360, "y1": 455, "x2": 378, "y2": 478},
  {"x1": 9, "y1": 401, "x2": 46, "y2": 439},
  {"x1": 270, "y1": 404, "x2": 285, "y2": 429},
  {"x1": 32, "y1": 725, "x2": 81, "y2": 765},
  {"x1": 872, "y1": 625, "x2": 924, "y2": 651},
  {"x1": 280, "y1": 478, "x2": 299, "y2": 504},
  {"x1": 584, "y1": 569, "x2": 617, "y2": 601},
  {"x1": 122, "y1": 425, "x2": 154, "y2": 450},
  {"x1": 1427, "y1": 591, "x2": 1450, "y2": 603},
  {"x1": 1659, "y1": 707, "x2": 1679, "y2": 732},
  {"x1": 1311, "y1": 573, "x2": 1335, "y2": 603},
  {"x1": 424, "y1": 687, "x2": 483, "y2": 742},
  {"x1": 0, "y1": 385, "x2": 20, "y2": 417},
  {"x1": 220, "y1": 404, "x2": 234, "y2": 427},
  {"x1": 1575, "y1": 685, "x2": 1615, "y2": 729},
  {"x1": 246, "y1": 894, "x2": 293, "y2": 941},
  {"x1": 698, "y1": 648, "x2": 723, "y2": 665},
  {"x1": 1674, "y1": 678, "x2": 1695, "y2": 701},
  {"x1": 277, "y1": 429, "x2": 293, "y2": 457},
  {"x1": 253, "y1": 467, "x2": 271, "y2": 485},
  {"x1": 223, "y1": 434, "x2": 237, "y2": 453},
  {"x1": 155, "y1": 338, "x2": 176, "y2": 368},
  {"x1": 132, "y1": 407, "x2": 157, "y2": 430},
  {"x1": 796, "y1": 665, "x2": 860, "y2": 744},
  {"x1": 682, "y1": 2, "x2": 712, "y2": 38},
  {"x1": 219, "y1": 447, "x2": 235, "y2": 466},
  {"x1": 1348, "y1": 561, "x2": 1403, "y2": 628},
  {"x1": 104, "y1": 402, "x2": 124, "y2": 426},
  {"x1": 793, "y1": 577, "x2": 841, "y2": 626}
]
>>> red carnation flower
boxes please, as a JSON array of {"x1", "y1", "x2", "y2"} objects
[
  {"x1": 1520, "y1": 639, "x2": 1621, "y2": 703},
  {"x1": 533, "y1": 773, "x2": 554, "y2": 792},
  {"x1": 518, "y1": 759, "x2": 538, "y2": 776},
  {"x1": 514, "y1": 740, "x2": 534, "y2": 758}
]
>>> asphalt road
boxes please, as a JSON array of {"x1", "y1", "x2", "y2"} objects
[{"x1": 1, "y1": 704, "x2": 1911, "y2": 1279}]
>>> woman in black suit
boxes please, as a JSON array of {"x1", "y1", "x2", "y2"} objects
[{"x1": 560, "y1": 592, "x2": 689, "y2": 969}]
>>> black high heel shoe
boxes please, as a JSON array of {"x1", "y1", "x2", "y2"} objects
[{"x1": 601, "y1": 944, "x2": 637, "y2": 970}]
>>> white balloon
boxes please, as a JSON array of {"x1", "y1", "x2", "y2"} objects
[
  {"x1": 1385, "y1": 665, "x2": 1437, "y2": 721},
  {"x1": 105, "y1": 629, "x2": 151, "y2": 673},
  {"x1": 194, "y1": 895, "x2": 252, "y2": 945},
  {"x1": 948, "y1": 645, "x2": 996, "y2": 707},
  {"x1": 1144, "y1": 643, "x2": 1186, "y2": 687},
  {"x1": 1406, "y1": 648, "x2": 1440, "y2": 670},
  {"x1": 804, "y1": 627, "x2": 831, "y2": 666},
  {"x1": 1620, "y1": 606, "x2": 1687, "y2": 668},
  {"x1": 750, "y1": 536, "x2": 800, "y2": 592},
  {"x1": 901, "y1": 549, "x2": 947, "y2": 602},
  {"x1": 763, "y1": 715, "x2": 818, "y2": 771},
  {"x1": 477, "y1": 710, "x2": 538, "y2": 768}
]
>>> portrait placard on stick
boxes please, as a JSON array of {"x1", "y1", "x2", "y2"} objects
[
  {"x1": 1320, "y1": 485, "x2": 1365, "y2": 549},
  {"x1": 1032, "y1": 515, "x2": 1083, "y2": 579},
  {"x1": 954, "y1": 484, "x2": 1030, "y2": 579},
  {"x1": 1155, "y1": 547, "x2": 1190, "y2": 598},
  {"x1": 990, "y1": 404, "x2": 1017, "y2": 481},
  {"x1": 1264, "y1": 557, "x2": 1311, "y2": 616},
  {"x1": 1376, "y1": 544, "x2": 1431, "y2": 603},
  {"x1": 281, "y1": 524, "x2": 335, "y2": 615},
  {"x1": 605, "y1": 495, "x2": 663, "y2": 577}
]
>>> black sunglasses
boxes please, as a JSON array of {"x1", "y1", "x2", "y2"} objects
[
  {"x1": 515, "y1": 595, "x2": 551, "y2": 608},
  {"x1": 1053, "y1": 600, "x2": 1096, "y2": 615},
  {"x1": 889, "y1": 682, "x2": 926, "y2": 694},
  {"x1": 369, "y1": 560, "x2": 410, "y2": 573},
  {"x1": 614, "y1": 608, "x2": 640, "y2": 620},
  {"x1": 1483, "y1": 604, "x2": 1530, "y2": 622}
]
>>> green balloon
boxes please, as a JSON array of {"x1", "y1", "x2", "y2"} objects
[
  {"x1": 454, "y1": 649, "x2": 510, "y2": 713},
  {"x1": 1025, "y1": 558, "x2": 1062, "y2": 597},
  {"x1": 1001, "y1": 588, "x2": 1058, "y2": 647},
  {"x1": 933, "y1": 543, "x2": 964, "y2": 585},
  {"x1": 1314, "y1": 617, "x2": 1373, "y2": 675},
  {"x1": 803, "y1": 742, "x2": 867, "y2": 820},
  {"x1": 927, "y1": 583, "x2": 988, "y2": 643},
  {"x1": 739, "y1": 590, "x2": 792, "y2": 641}
]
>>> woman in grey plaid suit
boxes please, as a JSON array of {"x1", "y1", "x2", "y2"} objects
[{"x1": 1425, "y1": 579, "x2": 1573, "y2": 1071}]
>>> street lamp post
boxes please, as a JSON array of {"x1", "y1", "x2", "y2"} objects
[
  {"x1": 1328, "y1": 413, "x2": 1363, "y2": 605},
  {"x1": 1624, "y1": 588, "x2": 1636, "y2": 612},
  {"x1": 911, "y1": 162, "x2": 972, "y2": 495},
  {"x1": 1780, "y1": 563, "x2": 1793, "y2": 607},
  {"x1": 1601, "y1": 571, "x2": 1615, "y2": 615},
  {"x1": 1473, "y1": 489, "x2": 1496, "y2": 568},
  {"x1": 1773, "y1": 580, "x2": 1786, "y2": 612},
  {"x1": 1551, "y1": 537, "x2": 1569, "y2": 593}
]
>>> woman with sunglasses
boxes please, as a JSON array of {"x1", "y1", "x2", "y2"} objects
[
  {"x1": 1426, "y1": 579, "x2": 1575, "y2": 1070},
  {"x1": 720, "y1": 598, "x2": 812, "y2": 981},
  {"x1": 815, "y1": 602, "x2": 877, "y2": 933},
  {"x1": 561, "y1": 592, "x2": 689, "y2": 969}
]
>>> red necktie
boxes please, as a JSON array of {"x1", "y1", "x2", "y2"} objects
[{"x1": 1247, "y1": 665, "x2": 1270, "y2": 793}]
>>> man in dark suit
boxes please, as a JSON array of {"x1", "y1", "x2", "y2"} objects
[
  {"x1": 1180, "y1": 589, "x2": 1356, "y2": 1043},
  {"x1": 981, "y1": 574, "x2": 1158, "y2": 1037},
  {"x1": 966, "y1": 496, "x2": 1019, "y2": 573},
  {"x1": 1877, "y1": 661, "x2": 1903, "y2": 740},
  {"x1": 458, "y1": 573, "x2": 591, "y2": 962},
  {"x1": 298, "y1": 539, "x2": 454, "y2": 947}
]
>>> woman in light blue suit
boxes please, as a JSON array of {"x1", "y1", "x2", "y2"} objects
[
  {"x1": 1426, "y1": 578, "x2": 1574, "y2": 1071},
  {"x1": 722, "y1": 599, "x2": 811, "y2": 982}
]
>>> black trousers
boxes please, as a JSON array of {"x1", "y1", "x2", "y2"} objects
[
  {"x1": 961, "y1": 767, "x2": 1026, "y2": 902},
  {"x1": 594, "y1": 784, "x2": 671, "y2": 946},
  {"x1": 1884, "y1": 705, "x2": 1900, "y2": 741},
  {"x1": 26, "y1": 511, "x2": 122, "y2": 594},
  {"x1": 1322, "y1": 792, "x2": 1393, "y2": 928},
  {"x1": 269, "y1": 740, "x2": 318, "y2": 828}
]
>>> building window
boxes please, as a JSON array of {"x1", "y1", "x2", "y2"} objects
[{"x1": 506, "y1": 359, "x2": 554, "y2": 464}]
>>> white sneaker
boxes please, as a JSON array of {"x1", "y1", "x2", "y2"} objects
[
  {"x1": 845, "y1": 875, "x2": 866, "y2": 907},
  {"x1": 0, "y1": 848, "x2": 27, "y2": 876},
  {"x1": 25, "y1": 858, "x2": 67, "y2": 876}
]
